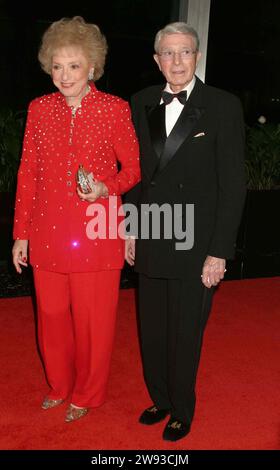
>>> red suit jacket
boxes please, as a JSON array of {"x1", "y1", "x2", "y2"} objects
[{"x1": 13, "y1": 83, "x2": 140, "y2": 273}]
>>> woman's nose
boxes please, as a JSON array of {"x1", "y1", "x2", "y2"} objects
[{"x1": 61, "y1": 68, "x2": 69, "y2": 80}]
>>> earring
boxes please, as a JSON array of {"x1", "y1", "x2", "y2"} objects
[{"x1": 88, "y1": 69, "x2": 94, "y2": 81}]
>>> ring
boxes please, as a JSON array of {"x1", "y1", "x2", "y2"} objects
[{"x1": 224, "y1": 269, "x2": 227, "y2": 272}]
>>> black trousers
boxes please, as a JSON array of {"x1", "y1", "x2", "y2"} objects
[{"x1": 138, "y1": 273, "x2": 214, "y2": 426}]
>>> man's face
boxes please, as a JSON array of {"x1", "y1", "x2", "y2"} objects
[{"x1": 154, "y1": 33, "x2": 201, "y2": 92}]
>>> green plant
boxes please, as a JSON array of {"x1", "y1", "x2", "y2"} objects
[
  {"x1": 245, "y1": 121, "x2": 280, "y2": 190},
  {"x1": 0, "y1": 108, "x2": 25, "y2": 192}
]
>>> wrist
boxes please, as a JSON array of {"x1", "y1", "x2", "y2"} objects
[
  {"x1": 101, "y1": 182, "x2": 109, "y2": 198},
  {"x1": 96, "y1": 181, "x2": 108, "y2": 198}
]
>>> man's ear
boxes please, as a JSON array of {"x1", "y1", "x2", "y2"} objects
[
  {"x1": 195, "y1": 51, "x2": 202, "y2": 67},
  {"x1": 153, "y1": 54, "x2": 161, "y2": 71}
]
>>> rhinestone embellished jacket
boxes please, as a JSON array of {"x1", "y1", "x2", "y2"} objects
[{"x1": 13, "y1": 83, "x2": 140, "y2": 273}]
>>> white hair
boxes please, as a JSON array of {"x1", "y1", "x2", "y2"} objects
[{"x1": 154, "y1": 22, "x2": 200, "y2": 53}]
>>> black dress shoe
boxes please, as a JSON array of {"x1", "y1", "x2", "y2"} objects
[
  {"x1": 139, "y1": 405, "x2": 169, "y2": 425},
  {"x1": 162, "y1": 417, "x2": 190, "y2": 441}
]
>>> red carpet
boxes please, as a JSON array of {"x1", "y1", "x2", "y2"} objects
[{"x1": 0, "y1": 278, "x2": 279, "y2": 450}]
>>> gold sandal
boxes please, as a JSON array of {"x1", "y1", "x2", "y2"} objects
[
  {"x1": 41, "y1": 397, "x2": 64, "y2": 410},
  {"x1": 65, "y1": 404, "x2": 88, "y2": 423}
]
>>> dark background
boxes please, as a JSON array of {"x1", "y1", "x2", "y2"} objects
[
  {"x1": 0, "y1": 0, "x2": 279, "y2": 290},
  {"x1": 0, "y1": 0, "x2": 279, "y2": 123}
]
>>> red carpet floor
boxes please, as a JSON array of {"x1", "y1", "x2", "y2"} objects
[{"x1": 0, "y1": 278, "x2": 279, "y2": 450}]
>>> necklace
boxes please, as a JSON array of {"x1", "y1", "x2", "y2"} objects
[
  {"x1": 68, "y1": 84, "x2": 91, "y2": 116},
  {"x1": 70, "y1": 104, "x2": 80, "y2": 117}
]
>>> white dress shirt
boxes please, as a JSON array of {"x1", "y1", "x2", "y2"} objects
[{"x1": 162, "y1": 77, "x2": 196, "y2": 137}]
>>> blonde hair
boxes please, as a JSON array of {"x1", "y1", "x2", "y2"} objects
[{"x1": 38, "y1": 16, "x2": 108, "y2": 81}]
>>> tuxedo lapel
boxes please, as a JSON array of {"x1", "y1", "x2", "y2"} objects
[
  {"x1": 142, "y1": 78, "x2": 205, "y2": 179},
  {"x1": 145, "y1": 103, "x2": 166, "y2": 159},
  {"x1": 155, "y1": 103, "x2": 204, "y2": 176}
]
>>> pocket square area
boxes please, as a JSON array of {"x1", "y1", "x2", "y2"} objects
[{"x1": 193, "y1": 132, "x2": 205, "y2": 138}]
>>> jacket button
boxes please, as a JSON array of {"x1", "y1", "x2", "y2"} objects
[
  {"x1": 178, "y1": 183, "x2": 184, "y2": 189},
  {"x1": 150, "y1": 180, "x2": 156, "y2": 186}
]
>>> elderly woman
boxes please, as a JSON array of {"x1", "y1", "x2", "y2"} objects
[{"x1": 12, "y1": 16, "x2": 140, "y2": 423}]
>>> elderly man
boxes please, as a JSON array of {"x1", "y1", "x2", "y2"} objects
[{"x1": 125, "y1": 22, "x2": 246, "y2": 441}]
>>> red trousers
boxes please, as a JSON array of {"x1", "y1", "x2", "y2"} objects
[{"x1": 33, "y1": 269, "x2": 121, "y2": 407}]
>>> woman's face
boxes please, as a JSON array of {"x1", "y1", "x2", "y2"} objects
[{"x1": 51, "y1": 46, "x2": 93, "y2": 106}]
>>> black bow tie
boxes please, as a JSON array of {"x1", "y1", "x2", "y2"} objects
[{"x1": 161, "y1": 90, "x2": 187, "y2": 105}]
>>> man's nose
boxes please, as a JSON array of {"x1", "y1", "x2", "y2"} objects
[{"x1": 172, "y1": 52, "x2": 182, "y2": 64}]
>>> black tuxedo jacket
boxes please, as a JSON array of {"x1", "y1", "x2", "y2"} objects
[{"x1": 126, "y1": 77, "x2": 246, "y2": 279}]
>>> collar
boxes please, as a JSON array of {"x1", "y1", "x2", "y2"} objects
[
  {"x1": 162, "y1": 76, "x2": 196, "y2": 103},
  {"x1": 56, "y1": 81, "x2": 98, "y2": 108}
]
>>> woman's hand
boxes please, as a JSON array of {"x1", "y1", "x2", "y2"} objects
[
  {"x1": 77, "y1": 182, "x2": 109, "y2": 203},
  {"x1": 12, "y1": 239, "x2": 29, "y2": 273},
  {"x1": 201, "y1": 256, "x2": 226, "y2": 288},
  {"x1": 125, "y1": 237, "x2": 135, "y2": 266}
]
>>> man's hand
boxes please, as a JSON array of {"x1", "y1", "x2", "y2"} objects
[
  {"x1": 125, "y1": 237, "x2": 135, "y2": 266},
  {"x1": 201, "y1": 256, "x2": 226, "y2": 288},
  {"x1": 77, "y1": 181, "x2": 108, "y2": 202},
  {"x1": 12, "y1": 239, "x2": 29, "y2": 273}
]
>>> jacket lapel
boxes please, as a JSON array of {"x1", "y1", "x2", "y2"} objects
[
  {"x1": 146, "y1": 103, "x2": 166, "y2": 159},
  {"x1": 150, "y1": 77, "x2": 205, "y2": 178},
  {"x1": 155, "y1": 104, "x2": 204, "y2": 175}
]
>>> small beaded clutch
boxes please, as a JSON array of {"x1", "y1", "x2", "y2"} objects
[{"x1": 76, "y1": 165, "x2": 95, "y2": 194}]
